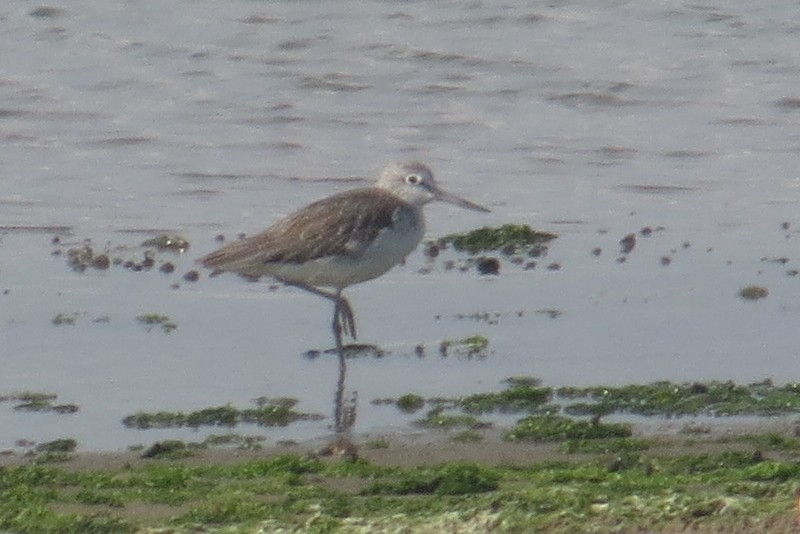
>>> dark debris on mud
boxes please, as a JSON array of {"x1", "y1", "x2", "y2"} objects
[{"x1": 52, "y1": 234, "x2": 196, "y2": 284}]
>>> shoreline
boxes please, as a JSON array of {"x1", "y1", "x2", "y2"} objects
[
  {"x1": 3, "y1": 414, "x2": 798, "y2": 470},
  {"x1": 1, "y1": 414, "x2": 799, "y2": 532}
]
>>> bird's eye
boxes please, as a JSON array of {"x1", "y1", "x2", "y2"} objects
[{"x1": 405, "y1": 173, "x2": 421, "y2": 185}]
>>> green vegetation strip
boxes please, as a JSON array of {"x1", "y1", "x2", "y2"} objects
[
  {"x1": 122, "y1": 398, "x2": 322, "y2": 429},
  {"x1": 394, "y1": 378, "x2": 800, "y2": 423},
  {"x1": 0, "y1": 391, "x2": 79, "y2": 414},
  {"x1": 557, "y1": 379, "x2": 800, "y2": 417},
  {"x1": 5, "y1": 378, "x2": 800, "y2": 531},
  {"x1": 389, "y1": 378, "x2": 800, "y2": 460},
  {"x1": 1, "y1": 446, "x2": 799, "y2": 533}
]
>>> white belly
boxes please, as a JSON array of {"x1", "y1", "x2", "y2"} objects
[{"x1": 266, "y1": 216, "x2": 425, "y2": 289}]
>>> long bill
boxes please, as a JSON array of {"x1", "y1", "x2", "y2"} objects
[{"x1": 436, "y1": 188, "x2": 491, "y2": 213}]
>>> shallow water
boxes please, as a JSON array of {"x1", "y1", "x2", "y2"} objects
[{"x1": 1, "y1": 0, "x2": 800, "y2": 451}]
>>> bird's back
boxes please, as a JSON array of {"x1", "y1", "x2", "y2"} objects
[{"x1": 199, "y1": 187, "x2": 423, "y2": 286}]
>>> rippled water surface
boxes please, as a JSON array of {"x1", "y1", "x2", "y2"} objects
[{"x1": 2, "y1": 1, "x2": 800, "y2": 450}]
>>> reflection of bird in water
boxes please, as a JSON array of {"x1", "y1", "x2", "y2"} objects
[{"x1": 199, "y1": 162, "x2": 489, "y2": 340}]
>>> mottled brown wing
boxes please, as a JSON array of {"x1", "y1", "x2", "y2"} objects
[{"x1": 200, "y1": 188, "x2": 403, "y2": 272}]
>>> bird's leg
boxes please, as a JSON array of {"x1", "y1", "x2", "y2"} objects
[
  {"x1": 279, "y1": 280, "x2": 358, "y2": 340},
  {"x1": 333, "y1": 290, "x2": 357, "y2": 340}
]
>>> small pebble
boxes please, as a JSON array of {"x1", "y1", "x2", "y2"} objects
[
  {"x1": 738, "y1": 285, "x2": 768, "y2": 301},
  {"x1": 423, "y1": 242, "x2": 440, "y2": 259},
  {"x1": 501, "y1": 244, "x2": 517, "y2": 256},
  {"x1": 620, "y1": 233, "x2": 636, "y2": 254},
  {"x1": 92, "y1": 254, "x2": 110, "y2": 270},
  {"x1": 528, "y1": 244, "x2": 548, "y2": 258},
  {"x1": 476, "y1": 257, "x2": 500, "y2": 275},
  {"x1": 142, "y1": 253, "x2": 155, "y2": 269}
]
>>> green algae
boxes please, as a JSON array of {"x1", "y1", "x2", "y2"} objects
[
  {"x1": 22, "y1": 438, "x2": 80, "y2": 464},
  {"x1": 386, "y1": 377, "x2": 800, "y2": 461},
  {"x1": 3, "y1": 391, "x2": 58, "y2": 404},
  {"x1": 506, "y1": 414, "x2": 632, "y2": 442},
  {"x1": 395, "y1": 393, "x2": 425, "y2": 413},
  {"x1": 122, "y1": 398, "x2": 323, "y2": 430},
  {"x1": 424, "y1": 224, "x2": 558, "y2": 276},
  {"x1": 34, "y1": 438, "x2": 77, "y2": 454},
  {"x1": 556, "y1": 379, "x2": 800, "y2": 417},
  {"x1": 442, "y1": 224, "x2": 557, "y2": 255},
  {"x1": 0, "y1": 391, "x2": 79, "y2": 415},
  {"x1": 0, "y1": 446, "x2": 798, "y2": 533},
  {"x1": 135, "y1": 313, "x2": 178, "y2": 333},
  {"x1": 6, "y1": 378, "x2": 800, "y2": 532},
  {"x1": 202, "y1": 433, "x2": 267, "y2": 450},
  {"x1": 362, "y1": 463, "x2": 500, "y2": 496},
  {"x1": 140, "y1": 440, "x2": 195, "y2": 459},
  {"x1": 460, "y1": 380, "x2": 552, "y2": 414},
  {"x1": 439, "y1": 335, "x2": 490, "y2": 358}
]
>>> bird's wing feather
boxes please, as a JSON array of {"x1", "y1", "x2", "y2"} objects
[{"x1": 199, "y1": 188, "x2": 405, "y2": 272}]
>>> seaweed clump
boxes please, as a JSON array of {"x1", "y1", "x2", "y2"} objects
[
  {"x1": 425, "y1": 224, "x2": 557, "y2": 276},
  {"x1": 122, "y1": 398, "x2": 323, "y2": 429},
  {"x1": 443, "y1": 224, "x2": 557, "y2": 255}
]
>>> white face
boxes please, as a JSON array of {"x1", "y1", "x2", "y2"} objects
[
  {"x1": 378, "y1": 162, "x2": 490, "y2": 212},
  {"x1": 378, "y1": 162, "x2": 438, "y2": 206}
]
